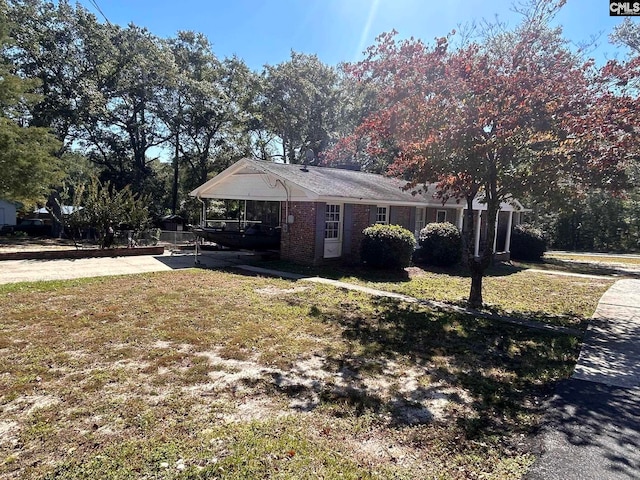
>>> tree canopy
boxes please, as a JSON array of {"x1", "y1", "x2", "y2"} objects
[
  {"x1": 1, "y1": 0, "x2": 638, "y2": 268},
  {"x1": 326, "y1": 0, "x2": 630, "y2": 306},
  {"x1": 0, "y1": 1, "x2": 61, "y2": 205}
]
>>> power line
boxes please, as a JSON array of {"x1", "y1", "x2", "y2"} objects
[{"x1": 88, "y1": 0, "x2": 110, "y2": 25}]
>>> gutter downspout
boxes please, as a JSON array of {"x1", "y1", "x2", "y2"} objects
[
  {"x1": 195, "y1": 195, "x2": 206, "y2": 265},
  {"x1": 276, "y1": 179, "x2": 291, "y2": 258},
  {"x1": 276, "y1": 179, "x2": 290, "y2": 228}
]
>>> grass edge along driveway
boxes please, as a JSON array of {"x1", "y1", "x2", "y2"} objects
[{"x1": 1, "y1": 268, "x2": 590, "y2": 479}]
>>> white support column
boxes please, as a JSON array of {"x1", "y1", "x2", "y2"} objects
[
  {"x1": 474, "y1": 210, "x2": 481, "y2": 257},
  {"x1": 493, "y1": 211, "x2": 499, "y2": 253},
  {"x1": 505, "y1": 211, "x2": 514, "y2": 253},
  {"x1": 457, "y1": 208, "x2": 464, "y2": 231},
  {"x1": 242, "y1": 199, "x2": 247, "y2": 229}
]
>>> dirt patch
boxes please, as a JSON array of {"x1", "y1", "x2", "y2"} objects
[
  {"x1": 189, "y1": 348, "x2": 468, "y2": 424},
  {"x1": 0, "y1": 421, "x2": 19, "y2": 447},
  {"x1": 255, "y1": 286, "x2": 311, "y2": 296}
]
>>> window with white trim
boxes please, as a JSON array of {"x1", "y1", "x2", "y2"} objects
[
  {"x1": 415, "y1": 207, "x2": 426, "y2": 237},
  {"x1": 376, "y1": 206, "x2": 388, "y2": 224},
  {"x1": 436, "y1": 210, "x2": 447, "y2": 223},
  {"x1": 325, "y1": 204, "x2": 341, "y2": 239}
]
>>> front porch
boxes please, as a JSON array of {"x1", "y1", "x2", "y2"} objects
[{"x1": 417, "y1": 206, "x2": 524, "y2": 260}]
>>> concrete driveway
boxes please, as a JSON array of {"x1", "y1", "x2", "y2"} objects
[{"x1": 0, "y1": 250, "x2": 258, "y2": 284}]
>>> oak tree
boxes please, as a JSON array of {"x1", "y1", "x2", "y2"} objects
[{"x1": 0, "y1": 1, "x2": 61, "y2": 205}]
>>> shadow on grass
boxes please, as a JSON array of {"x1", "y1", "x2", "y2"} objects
[
  {"x1": 517, "y1": 257, "x2": 640, "y2": 278},
  {"x1": 254, "y1": 258, "x2": 526, "y2": 283},
  {"x1": 269, "y1": 294, "x2": 580, "y2": 441},
  {"x1": 472, "y1": 303, "x2": 591, "y2": 331}
]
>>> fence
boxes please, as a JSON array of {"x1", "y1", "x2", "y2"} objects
[{"x1": 158, "y1": 230, "x2": 196, "y2": 249}]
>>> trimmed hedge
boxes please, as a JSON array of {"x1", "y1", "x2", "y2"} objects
[
  {"x1": 361, "y1": 224, "x2": 416, "y2": 269},
  {"x1": 418, "y1": 222, "x2": 462, "y2": 266},
  {"x1": 510, "y1": 223, "x2": 546, "y2": 261}
]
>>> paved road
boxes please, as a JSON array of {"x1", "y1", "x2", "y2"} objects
[{"x1": 526, "y1": 279, "x2": 640, "y2": 480}]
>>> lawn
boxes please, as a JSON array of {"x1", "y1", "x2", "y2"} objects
[
  {"x1": 0, "y1": 269, "x2": 584, "y2": 479},
  {"x1": 262, "y1": 261, "x2": 614, "y2": 329},
  {"x1": 512, "y1": 253, "x2": 640, "y2": 278},
  {"x1": 546, "y1": 252, "x2": 640, "y2": 266},
  {"x1": 350, "y1": 268, "x2": 612, "y2": 329}
]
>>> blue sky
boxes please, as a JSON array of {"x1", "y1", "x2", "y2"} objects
[{"x1": 77, "y1": 0, "x2": 631, "y2": 70}]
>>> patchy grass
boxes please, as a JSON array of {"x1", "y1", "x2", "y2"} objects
[
  {"x1": 546, "y1": 252, "x2": 640, "y2": 266},
  {"x1": 363, "y1": 269, "x2": 612, "y2": 329},
  {"x1": 261, "y1": 260, "x2": 613, "y2": 329},
  {"x1": 513, "y1": 253, "x2": 640, "y2": 279},
  {"x1": 0, "y1": 269, "x2": 581, "y2": 479}
]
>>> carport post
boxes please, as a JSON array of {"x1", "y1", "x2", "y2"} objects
[{"x1": 505, "y1": 211, "x2": 513, "y2": 253}]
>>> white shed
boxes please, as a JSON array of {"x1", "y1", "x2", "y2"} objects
[{"x1": 0, "y1": 199, "x2": 18, "y2": 226}]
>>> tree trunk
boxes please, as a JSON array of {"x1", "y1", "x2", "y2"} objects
[
  {"x1": 463, "y1": 186, "x2": 500, "y2": 308},
  {"x1": 463, "y1": 194, "x2": 485, "y2": 307},
  {"x1": 172, "y1": 129, "x2": 179, "y2": 215},
  {"x1": 172, "y1": 98, "x2": 181, "y2": 215},
  {"x1": 282, "y1": 137, "x2": 288, "y2": 164},
  {"x1": 469, "y1": 266, "x2": 484, "y2": 308}
]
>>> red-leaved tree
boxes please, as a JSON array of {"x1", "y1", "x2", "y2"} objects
[{"x1": 326, "y1": 1, "x2": 627, "y2": 307}]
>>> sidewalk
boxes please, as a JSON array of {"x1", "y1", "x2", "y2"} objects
[{"x1": 525, "y1": 279, "x2": 640, "y2": 480}]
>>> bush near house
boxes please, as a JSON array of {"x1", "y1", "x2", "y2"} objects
[
  {"x1": 510, "y1": 223, "x2": 547, "y2": 261},
  {"x1": 418, "y1": 222, "x2": 462, "y2": 266},
  {"x1": 361, "y1": 224, "x2": 416, "y2": 269}
]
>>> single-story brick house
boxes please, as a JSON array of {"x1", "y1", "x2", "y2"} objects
[{"x1": 190, "y1": 158, "x2": 527, "y2": 265}]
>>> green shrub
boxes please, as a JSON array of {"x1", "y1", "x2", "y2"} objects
[
  {"x1": 361, "y1": 224, "x2": 416, "y2": 269},
  {"x1": 145, "y1": 228, "x2": 162, "y2": 246},
  {"x1": 418, "y1": 222, "x2": 462, "y2": 266},
  {"x1": 510, "y1": 223, "x2": 546, "y2": 261}
]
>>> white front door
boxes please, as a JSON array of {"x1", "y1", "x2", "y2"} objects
[{"x1": 324, "y1": 203, "x2": 343, "y2": 258}]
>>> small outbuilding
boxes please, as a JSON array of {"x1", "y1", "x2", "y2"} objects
[
  {"x1": 159, "y1": 214, "x2": 186, "y2": 231},
  {"x1": 190, "y1": 158, "x2": 527, "y2": 265},
  {"x1": 0, "y1": 199, "x2": 18, "y2": 227}
]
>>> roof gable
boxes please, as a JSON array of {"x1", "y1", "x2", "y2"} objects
[
  {"x1": 190, "y1": 158, "x2": 526, "y2": 211},
  {"x1": 191, "y1": 158, "x2": 424, "y2": 205},
  {"x1": 255, "y1": 161, "x2": 421, "y2": 203}
]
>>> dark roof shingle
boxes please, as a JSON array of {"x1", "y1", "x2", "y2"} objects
[{"x1": 253, "y1": 160, "x2": 425, "y2": 203}]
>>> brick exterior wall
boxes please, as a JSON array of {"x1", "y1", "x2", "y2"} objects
[
  {"x1": 280, "y1": 202, "x2": 381, "y2": 266},
  {"x1": 426, "y1": 207, "x2": 458, "y2": 224},
  {"x1": 389, "y1": 206, "x2": 412, "y2": 230},
  {"x1": 280, "y1": 202, "x2": 318, "y2": 265},
  {"x1": 279, "y1": 202, "x2": 452, "y2": 266},
  {"x1": 344, "y1": 204, "x2": 374, "y2": 264}
]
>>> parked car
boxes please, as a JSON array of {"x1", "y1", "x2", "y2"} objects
[{"x1": 13, "y1": 218, "x2": 52, "y2": 236}]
